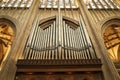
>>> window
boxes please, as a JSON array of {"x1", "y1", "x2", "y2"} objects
[
  {"x1": 40, "y1": 0, "x2": 77, "y2": 9},
  {"x1": 84, "y1": 0, "x2": 120, "y2": 9},
  {"x1": 0, "y1": 0, "x2": 33, "y2": 8}
]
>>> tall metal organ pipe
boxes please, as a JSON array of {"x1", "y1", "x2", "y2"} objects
[{"x1": 22, "y1": 16, "x2": 97, "y2": 60}]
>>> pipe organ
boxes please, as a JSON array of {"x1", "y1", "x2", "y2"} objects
[
  {"x1": 23, "y1": 15, "x2": 97, "y2": 60},
  {"x1": 15, "y1": 1, "x2": 103, "y2": 80},
  {"x1": 16, "y1": 15, "x2": 103, "y2": 80}
]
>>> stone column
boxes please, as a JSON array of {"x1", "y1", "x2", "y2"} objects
[{"x1": 77, "y1": 0, "x2": 120, "y2": 80}]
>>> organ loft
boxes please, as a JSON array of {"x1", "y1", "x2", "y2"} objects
[{"x1": 0, "y1": 0, "x2": 120, "y2": 80}]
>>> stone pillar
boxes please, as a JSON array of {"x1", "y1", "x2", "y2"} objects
[{"x1": 77, "y1": 0, "x2": 120, "y2": 80}]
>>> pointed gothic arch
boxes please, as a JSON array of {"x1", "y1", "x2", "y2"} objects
[
  {"x1": 102, "y1": 18, "x2": 120, "y2": 62},
  {"x1": 39, "y1": 16, "x2": 79, "y2": 30},
  {"x1": 0, "y1": 18, "x2": 15, "y2": 68}
]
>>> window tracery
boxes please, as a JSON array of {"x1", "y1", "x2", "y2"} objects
[
  {"x1": 0, "y1": 0, "x2": 33, "y2": 8},
  {"x1": 40, "y1": 0, "x2": 77, "y2": 9},
  {"x1": 84, "y1": 0, "x2": 120, "y2": 9}
]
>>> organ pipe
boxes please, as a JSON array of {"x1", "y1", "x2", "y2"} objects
[{"x1": 23, "y1": 15, "x2": 97, "y2": 60}]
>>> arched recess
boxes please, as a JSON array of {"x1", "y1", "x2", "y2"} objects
[
  {"x1": 0, "y1": 18, "x2": 15, "y2": 69},
  {"x1": 102, "y1": 18, "x2": 120, "y2": 70}
]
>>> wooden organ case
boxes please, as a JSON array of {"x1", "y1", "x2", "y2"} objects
[{"x1": 15, "y1": 15, "x2": 103, "y2": 80}]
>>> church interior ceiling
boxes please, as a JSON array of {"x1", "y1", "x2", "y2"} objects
[{"x1": 0, "y1": 0, "x2": 119, "y2": 79}]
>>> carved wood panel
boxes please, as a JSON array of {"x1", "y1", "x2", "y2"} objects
[{"x1": 16, "y1": 73, "x2": 103, "y2": 80}]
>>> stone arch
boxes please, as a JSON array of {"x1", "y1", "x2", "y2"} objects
[
  {"x1": 101, "y1": 18, "x2": 120, "y2": 62},
  {"x1": 0, "y1": 15, "x2": 20, "y2": 34},
  {"x1": 0, "y1": 15, "x2": 17, "y2": 68},
  {"x1": 39, "y1": 16, "x2": 79, "y2": 29},
  {"x1": 101, "y1": 16, "x2": 120, "y2": 33}
]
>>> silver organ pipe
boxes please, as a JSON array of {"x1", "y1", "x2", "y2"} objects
[
  {"x1": 23, "y1": 17, "x2": 39, "y2": 59},
  {"x1": 23, "y1": 16, "x2": 97, "y2": 60}
]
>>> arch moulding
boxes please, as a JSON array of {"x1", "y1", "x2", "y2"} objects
[{"x1": 100, "y1": 16, "x2": 120, "y2": 33}]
